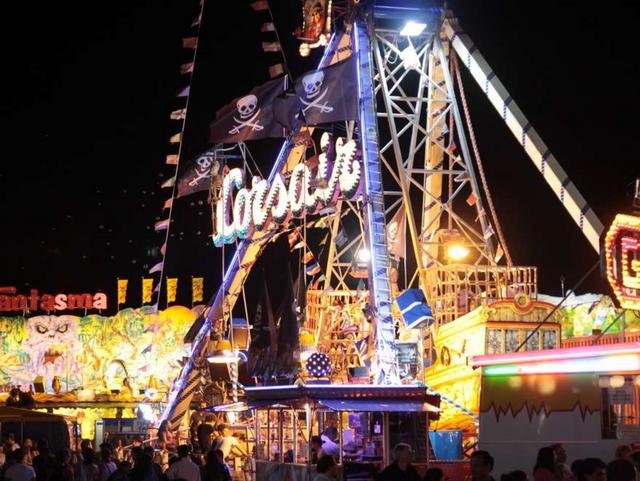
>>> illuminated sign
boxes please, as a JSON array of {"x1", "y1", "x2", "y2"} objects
[
  {"x1": 605, "y1": 214, "x2": 640, "y2": 310},
  {"x1": 0, "y1": 287, "x2": 108, "y2": 313},
  {"x1": 213, "y1": 133, "x2": 361, "y2": 246}
]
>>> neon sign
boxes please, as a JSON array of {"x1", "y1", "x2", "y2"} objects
[
  {"x1": 212, "y1": 133, "x2": 361, "y2": 246},
  {"x1": 605, "y1": 213, "x2": 640, "y2": 310}
]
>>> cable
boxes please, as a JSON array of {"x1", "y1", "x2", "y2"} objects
[
  {"x1": 453, "y1": 52, "x2": 513, "y2": 267},
  {"x1": 515, "y1": 260, "x2": 599, "y2": 352}
]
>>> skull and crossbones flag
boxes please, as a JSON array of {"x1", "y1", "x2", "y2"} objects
[
  {"x1": 209, "y1": 77, "x2": 287, "y2": 144},
  {"x1": 294, "y1": 54, "x2": 358, "y2": 126},
  {"x1": 175, "y1": 148, "x2": 223, "y2": 198}
]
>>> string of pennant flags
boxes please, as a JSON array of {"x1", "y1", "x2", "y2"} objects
[
  {"x1": 250, "y1": 0, "x2": 289, "y2": 79},
  {"x1": 117, "y1": 277, "x2": 204, "y2": 308},
  {"x1": 147, "y1": 0, "x2": 206, "y2": 310}
]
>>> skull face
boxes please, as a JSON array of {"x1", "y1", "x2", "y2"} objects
[
  {"x1": 302, "y1": 71, "x2": 325, "y2": 98},
  {"x1": 236, "y1": 95, "x2": 258, "y2": 119},
  {"x1": 387, "y1": 221, "x2": 399, "y2": 242}
]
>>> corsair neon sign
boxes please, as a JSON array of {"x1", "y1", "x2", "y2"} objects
[{"x1": 213, "y1": 133, "x2": 361, "y2": 247}]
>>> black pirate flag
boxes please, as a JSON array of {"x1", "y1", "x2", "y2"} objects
[
  {"x1": 210, "y1": 77, "x2": 288, "y2": 144},
  {"x1": 176, "y1": 148, "x2": 222, "y2": 198},
  {"x1": 294, "y1": 54, "x2": 358, "y2": 125}
]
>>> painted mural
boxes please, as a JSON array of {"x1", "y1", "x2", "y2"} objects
[{"x1": 0, "y1": 305, "x2": 196, "y2": 393}]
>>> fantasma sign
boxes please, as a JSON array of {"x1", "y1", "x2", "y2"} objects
[
  {"x1": 605, "y1": 214, "x2": 640, "y2": 310},
  {"x1": 213, "y1": 133, "x2": 361, "y2": 247},
  {"x1": 0, "y1": 287, "x2": 108, "y2": 313}
]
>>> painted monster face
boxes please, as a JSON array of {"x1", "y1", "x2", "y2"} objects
[{"x1": 25, "y1": 315, "x2": 79, "y2": 364}]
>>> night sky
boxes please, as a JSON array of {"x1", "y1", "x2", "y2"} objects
[{"x1": 1, "y1": 1, "x2": 638, "y2": 314}]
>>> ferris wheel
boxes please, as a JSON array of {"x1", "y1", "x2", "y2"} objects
[{"x1": 160, "y1": 0, "x2": 602, "y2": 431}]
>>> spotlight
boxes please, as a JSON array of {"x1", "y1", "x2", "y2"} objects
[
  {"x1": 400, "y1": 21, "x2": 426, "y2": 37},
  {"x1": 447, "y1": 244, "x2": 470, "y2": 261},
  {"x1": 357, "y1": 248, "x2": 371, "y2": 264}
]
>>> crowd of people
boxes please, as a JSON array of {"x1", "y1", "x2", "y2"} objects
[
  {"x1": 370, "y1": 442, "x2": 640, "y2": 481},
  {"x1": 3, "y1": 431, "x2": 640, "y2": 481},
  {"x1": 0, "y1": 434, "x2": 239, "y2": 481}
]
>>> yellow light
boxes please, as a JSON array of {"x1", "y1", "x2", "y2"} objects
[
  {"x1": 447, "y1": 244, "x2": 470, "y2": 261},
  {"x1": 610, "y1": 375, "x2": 625, "y2": 388}
]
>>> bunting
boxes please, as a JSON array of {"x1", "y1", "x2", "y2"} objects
[
  {"x1": 161, "y1": 177, "x2": 176, "y2": 188},
  {"x1": 142, "y1": 278, "x2": 154, "y2": 304},
  {"x1": 261, "y1": 22, "x2": 275, "y2": 32},
  {"x1": 262, "y1": 41, "x2": 282, "y2": 52},
  {"x1": 169, "y1": 133, "x2": 182, "y2": 143},
  {"x1": 149, "y1": 262, "x2": 164, "y2": 274},
  {"x1": 250, "y1": 1, "x2": 269, "y2": 10},
  {"x1": 163, "y1": 198, "x2": 173, "y2": 210},
  {"x1": 170, "y1": 108, "x2": 186, "y2": 120},
  {"x1": 466, "y1": 193, "x2": 477, "y2": 206},
  {"x1": 176, "y1": 86, "x2": 190, "y2": 97},
  {"x1": 494, "y1": 244, "x2": 504, "y2": 263},
  {"x1": 154, "y1": 219, "x2": 170, "y2": 231},
  {"x1": 180, "y1": 62, "x2": 194, "y2": 74},
  {"x1": 182, "y1": 37, "x2": 198, "y2": 49},
  {"x1": 166, "y1": 154, "x2": 179, "y2": 165}
]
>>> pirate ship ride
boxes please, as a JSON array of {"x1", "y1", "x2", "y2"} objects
[{"x1": 154, "y1": 0, "x2": 636, "y2": 478}]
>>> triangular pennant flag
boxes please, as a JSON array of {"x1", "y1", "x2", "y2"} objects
[
  {"x1": 166, "y1": 154, "x2": 179, "y2": 165},
  {"x1": 261, "y1": 22, "x2": 275, "y2": 32},
  {"x1": 494, "y1": 244, "x2": 504, "y2": 263},
  {"x1": 306, "y1": 260, "x2": 321, "y2": 276},
  {"x1": 319, "y1": 233, "x2": 329, "y2": 246},
  {"x1": 447, "y1": 143, "x2": 458, "y2": 155},
  {"x1": 441, "y1": 123, "x2": 449, "y2": 135},
  {"x1": 262, "y1": 41, "x2": 282, "y2": 52},
  {"x1": 169, "y1": 133, "x2": 182, "y2": 144},
  {"x1": 268, "y1": 63, "x2": 285, "y2": 78},
  {"x1": 149, "y1": 262, "x2": 164, "y2": 274},
  {"x1": 182, "y1": 37, "x2": 198, "y2": 49},
  {"x1": 466, "y1": 193, "x2": 477, "y2": 206},
  {"x1": 153, "y1": 282, "x2": 161, "y2": 292},
  {"x1": 155, "y1": 219, "x2": 170, "y2": 231},
  {"x1": 160, "y1": 243, "x2": 167, "y2": 256},
  {"x1": 163, "y1": 198, "x2": 173, "y2": 210},
  {"x1": 191, "y1": 14, "x2": 201, "y2": 27},
  {"x1": 483, "y1": 224, "x2": 495, "y2": 240},
  {"x1": 250, "y1": 1, "x2": 269, "y2": 11},
  {"x1": 180, "y1": 62, "x2": 194, "y2": 74},
  {"x1": 335, "y1": 228, "x2": 348, "y2": 248},
  {"x1": 177, "y1": 86, "x2": 190, "y2": 97},
  {"x1": 161, "y1": 177, "x2": 176, "y2": 188},
  {"x1": 475, "y1": 208, "x2": 486, "y2": 222},
  {"x1": 170, "y1": 108, "x2": 187, "y2": 120},
  {"x1": 303, "y1": 251, "x2": 314, "y2": 264}
]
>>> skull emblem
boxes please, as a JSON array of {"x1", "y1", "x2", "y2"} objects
[
  {"x1": 236, "y1": 95, "x2": 258, "y2": 119},
  {"x1": 302, "y1": 71, "x2": 325, "y2": 99},
  {"x1": 387, "y1": 221, "x2": 399, "y2": 242}
]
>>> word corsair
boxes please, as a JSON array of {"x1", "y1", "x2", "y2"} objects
[{"x1": 213, "y1": 133, "x2": 361, "y2": 247}]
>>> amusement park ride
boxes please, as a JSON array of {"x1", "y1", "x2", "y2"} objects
[{"x1": 158, "y1": 0, "x2": 629, "y2": 471}]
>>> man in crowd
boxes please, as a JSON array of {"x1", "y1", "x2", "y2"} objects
[
  {"x1": 166, "y1": 445, "x2": 200, "y2": 481},
  {"x1": 214, "y1": 425, "x2": 246, "y2": 460},
  {"x1": 197, "y1": 416, "x2": 215, "y2": 454},
  {"x1": 4, "y1": 449, "x2": 36, "y2": 481},
  {"x1": 377, "y1": 443, "x2": 420, "y2": 481},
  {"x1": 471, "y1": 450, "x2": 496, "y2": 481}
]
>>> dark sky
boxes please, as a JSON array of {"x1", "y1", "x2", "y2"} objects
[{"x1": 0, "y1": 0, "x2": 638, "y2": 313}]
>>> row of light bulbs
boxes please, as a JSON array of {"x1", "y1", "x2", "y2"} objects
[{"x1": 598, "y1": 375, "x2": 640, "y2": 389}]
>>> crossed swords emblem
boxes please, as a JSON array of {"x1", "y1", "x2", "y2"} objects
[
  {"x1": 300, "y1": 88, "x2": 334, "y2": 114},
  {"x1": 228, "y1": 109, "x2": 264, "y2": 135}
]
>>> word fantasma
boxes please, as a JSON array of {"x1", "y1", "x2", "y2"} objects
[
  {"x1": 0, "y1": 289, "x2": 108, "y2": 312},
  {"x1": 213, "y1": 133, "x2": 361, "y2": 247}
]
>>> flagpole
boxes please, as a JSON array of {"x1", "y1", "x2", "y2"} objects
[{"x1": 155, "y1": 0, "x2": 207, "y2": 311}]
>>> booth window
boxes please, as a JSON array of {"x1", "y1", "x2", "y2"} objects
[{"x1": 600, "y1": 376, "x2": 640, "y2": 440}]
